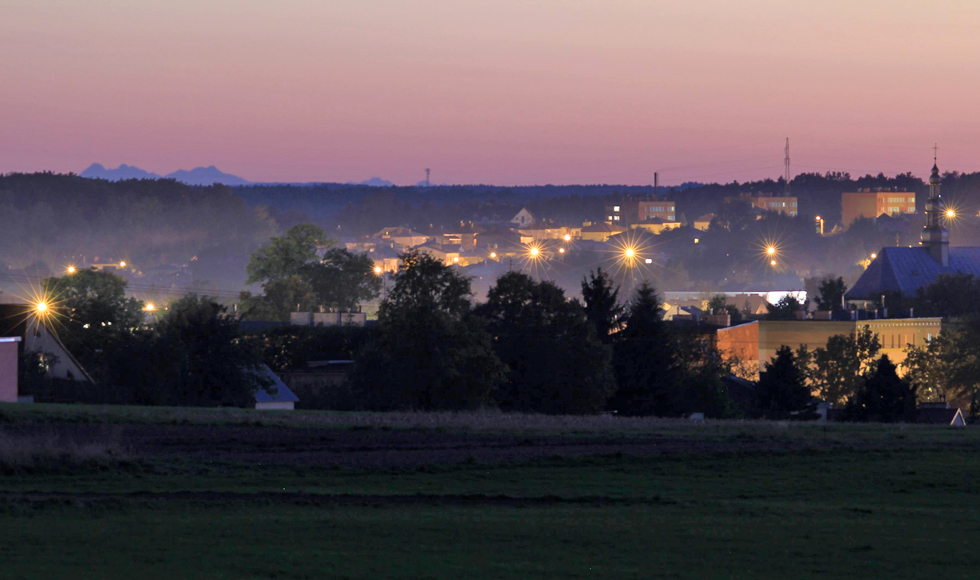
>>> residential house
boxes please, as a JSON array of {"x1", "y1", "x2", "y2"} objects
[
  {"x1": 373, "y1": 227, "x2": 429, "y2": 249},
  {"x1": 433, "y1": 222, "x2": 481, "y2": 249},
  {"x1": 580, "y1": 222, "x2": 627, "y2": 242},
  {"x1": 415, "y1": 242, "x2": 462, "y2": 266},
  {"x1": 511, "y1": 208, "x2": 536, "y2": 228},
  {"x1": 631, "y1": 218, "x2": 683, "y2": 235},
  {"x1": 693, "y1": 214, "x2": 715, "y2": 231}
]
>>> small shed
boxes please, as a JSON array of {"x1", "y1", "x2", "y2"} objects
[
  {"x1": 254, "y1": 365, "x2": 300, "y2": 411},
  {"x1": 917, "y1": 404, "x2": 967, "y2": 427}
]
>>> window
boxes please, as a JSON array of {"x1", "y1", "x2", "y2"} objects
[
  {"x1": 613, "y1": 216, "x2": 620, "y2": 221},
  {"x1": 607, "y1": 216, "x2": 613, "y2": 220},
  {"x1": 613, "y1": 206, "x2": 620, "y2": 212}
]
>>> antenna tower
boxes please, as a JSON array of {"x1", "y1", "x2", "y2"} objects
[
  {"x1": 425, "y1": 168, "x2": 431, "y2": 187},
  {"x1": 783, "y1": 138, "x2": 791, "y2": 196}
]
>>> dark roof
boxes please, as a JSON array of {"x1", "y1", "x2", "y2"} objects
[
  {"x1": 847, "y1": 246, "x2": 980, "y2": 299},
  {"x1": 916, "y1": 407, "x2": 964, "y2": 425},
  {"x1": 254, "y1": 365, "x2": 300, "y2": 404}
]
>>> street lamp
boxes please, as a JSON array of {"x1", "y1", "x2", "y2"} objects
[
  {"x1": 66, "y1": 265, "x2": 76, "y2": 275},
  {"x1": 563, "y1": 234, "x2": 571, "y2": 242},
  {"x1": 144, "y1": 303, "x2": 155, "y2": 312},
  {"x1": 374, "y1": 266, "x2": 382, "y2": 274},
  {"x1": 119, "y1": 261, "x2": 126, "y2": 268}
]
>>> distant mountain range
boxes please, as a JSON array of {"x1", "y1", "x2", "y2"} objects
[
  {"x1": 81, "y1": 164, "x2": 403, "y2": 187},
  {"x1": 80, "y1": 163, "x2": 250, "y2": 186}
]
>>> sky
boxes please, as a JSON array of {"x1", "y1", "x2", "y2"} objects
[{"x1": 2, "y1": 0, "x2": 979, "y2": 186}]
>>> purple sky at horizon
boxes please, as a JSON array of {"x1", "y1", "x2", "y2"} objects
[{"x1": 2, "y1": 1, "x2": 979, "y2": 186}]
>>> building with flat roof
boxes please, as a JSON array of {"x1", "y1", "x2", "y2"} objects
[
  {"x1": 605, "y1": 196, "x2": 675, "y2": 225},
  {"x1": 842, "y1": 188, "x2": 916, "y2": 227},
  {"x1": 724, "y1": 192, "x2": 798, "y2": 217}
]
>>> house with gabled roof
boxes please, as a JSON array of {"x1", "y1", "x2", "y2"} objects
[{"x1": 511, "y1": 208, "x2": 536, "y2": 228}]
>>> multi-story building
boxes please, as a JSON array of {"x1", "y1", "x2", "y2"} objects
[
  {"x1": 723, "y1": 192, "x2": 798, "y2": 217},
  {"x1": 604, "y1": 196, "x2": 676, "y2": 225},
  {"x1": 841, "y1": 188, "x2": 916, "y2": 226}
]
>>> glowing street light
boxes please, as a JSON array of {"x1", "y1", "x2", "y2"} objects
[
  {"x1": 770, "y1": 259, "x2": 777, "y2": 267},
  {"x1": 374, "y1": 266, "x2": 382, "y2": 274},
  {"x1": 119, "y1": 261, "x2": 127, "y2": 268},
  {"x1": 871, "y1": 253, "x2": 877, "y2": 260},
  {"x1": 144, "y1": 303, "x2": 155, "y2": 312},
  {"x1": 35, "y1": 302, "x2": 48, "y2": 314},
  {"x1": 66, "y1": 265, "x2": 76, "y2": 275},
  {"x1": 563, "y1": 234, "x2": 572, "y2": 242},
  {"x1": 946, "y1": 209, "x2": 956, "y2": 219},
  {"x1": 559, "y1": 247, "x2": 565, "y2": 254},
  {"x1": 766, "y1": 246, "x2": 776, "y2": 256},
  {"x1": 529, "y1": 247, "x2": 539, "y2": 257},
  {"x1": 490, "y1": 252, "x2": 497, "y2": 259},
  {"x1": 625, "y1": 248, "x2": 634, "y2": 258}
]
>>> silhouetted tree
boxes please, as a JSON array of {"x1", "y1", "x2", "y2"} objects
[
  {"x1": 581, "y1": 267, "x2": 623, "y2": 344},
  {"x1": 154, "y1": 295, "x2": 267, "y2": 407},
  {"x1": 843, "y1": 355, "x2": 916, "y2": 422},
  {"x1": 809, "y1": 326, "x2": 881, "y2": 405},
  {"x1": 766, "y1": 295, "x2": 805, "y2": 320},
  {"x1": 349, "y1": 250, "x2": 506, "y2": 411},
  {"x1": 914, "y1": 273, "x2": 980, "y2": 318},
  {"x1": 754, "y1": 346, "x2": 817, "y2": 420},
  {"x1": 41, "y1": 269, "x2": 145, "y2": 377},
  {"x1": 476, "y1": 271, "x2": 615, "y2": 414},
  {"x1": 246, "y1": 223, "x2": 328, "y2": 284},
  {"x1": 609, "y1": 282, "x2": 681, "y2": 415},
  {"x1": 708, "y1": 294, "x2": 743, "y2": 323},
  {"x1": 302, "y1": 248, "x2": 381, "y2": 312},
  {"x1": 816, "y1": 277, "x2": 847, "y2": 311}
]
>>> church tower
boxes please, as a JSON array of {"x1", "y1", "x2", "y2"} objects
[{"x1": 920, "y1": 155, "x2": 949, "y2": 266}]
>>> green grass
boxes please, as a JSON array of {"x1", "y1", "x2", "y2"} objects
[
  {"x1": 3, "y1": 403, "x2": 980, "y2": 578},
  {"x1": 3, "y1": 500, "x2": 978, "y2": 580},
  {"x1": 2, "y1": 450, "x2": 980, "y2": 578}
]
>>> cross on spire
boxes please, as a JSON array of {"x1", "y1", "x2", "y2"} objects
[{"x1": 934, "y1": 143, "x2": 939, "y2": 165}]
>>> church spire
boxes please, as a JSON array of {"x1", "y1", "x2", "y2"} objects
[{"x1": 921, "y1": 150, "x2": 949, "y2": 265}]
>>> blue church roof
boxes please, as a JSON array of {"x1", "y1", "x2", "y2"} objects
[{"x1": 847, "y1": 246, "x2": 980, "y2": 299}]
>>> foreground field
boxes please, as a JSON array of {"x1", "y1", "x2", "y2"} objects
[{"x1": 1, "y1": 404, "x2": 978, "y2": 579}]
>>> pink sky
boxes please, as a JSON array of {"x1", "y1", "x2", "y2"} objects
[{"x1": 2, "y1": 1, "x2": 979, "y2": 185}]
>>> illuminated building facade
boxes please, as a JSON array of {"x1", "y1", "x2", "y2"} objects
[{"x1": 841, "y1": 188, "x2": 916, "y2": 226}]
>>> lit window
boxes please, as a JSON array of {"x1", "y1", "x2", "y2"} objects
[
  {"x1": 607, "y1": 216, "x2": 613, "y2": 220},
  {"x1": 613, "y1": 206, "x2": 620, "y2": 212},
  {"x1": 613, "y1": 216, "x2": 620, "y2": 221}
]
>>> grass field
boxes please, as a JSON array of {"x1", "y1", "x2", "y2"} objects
[{"x1": 1, "y1": 403, "x2": 979, "y2": 579}]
